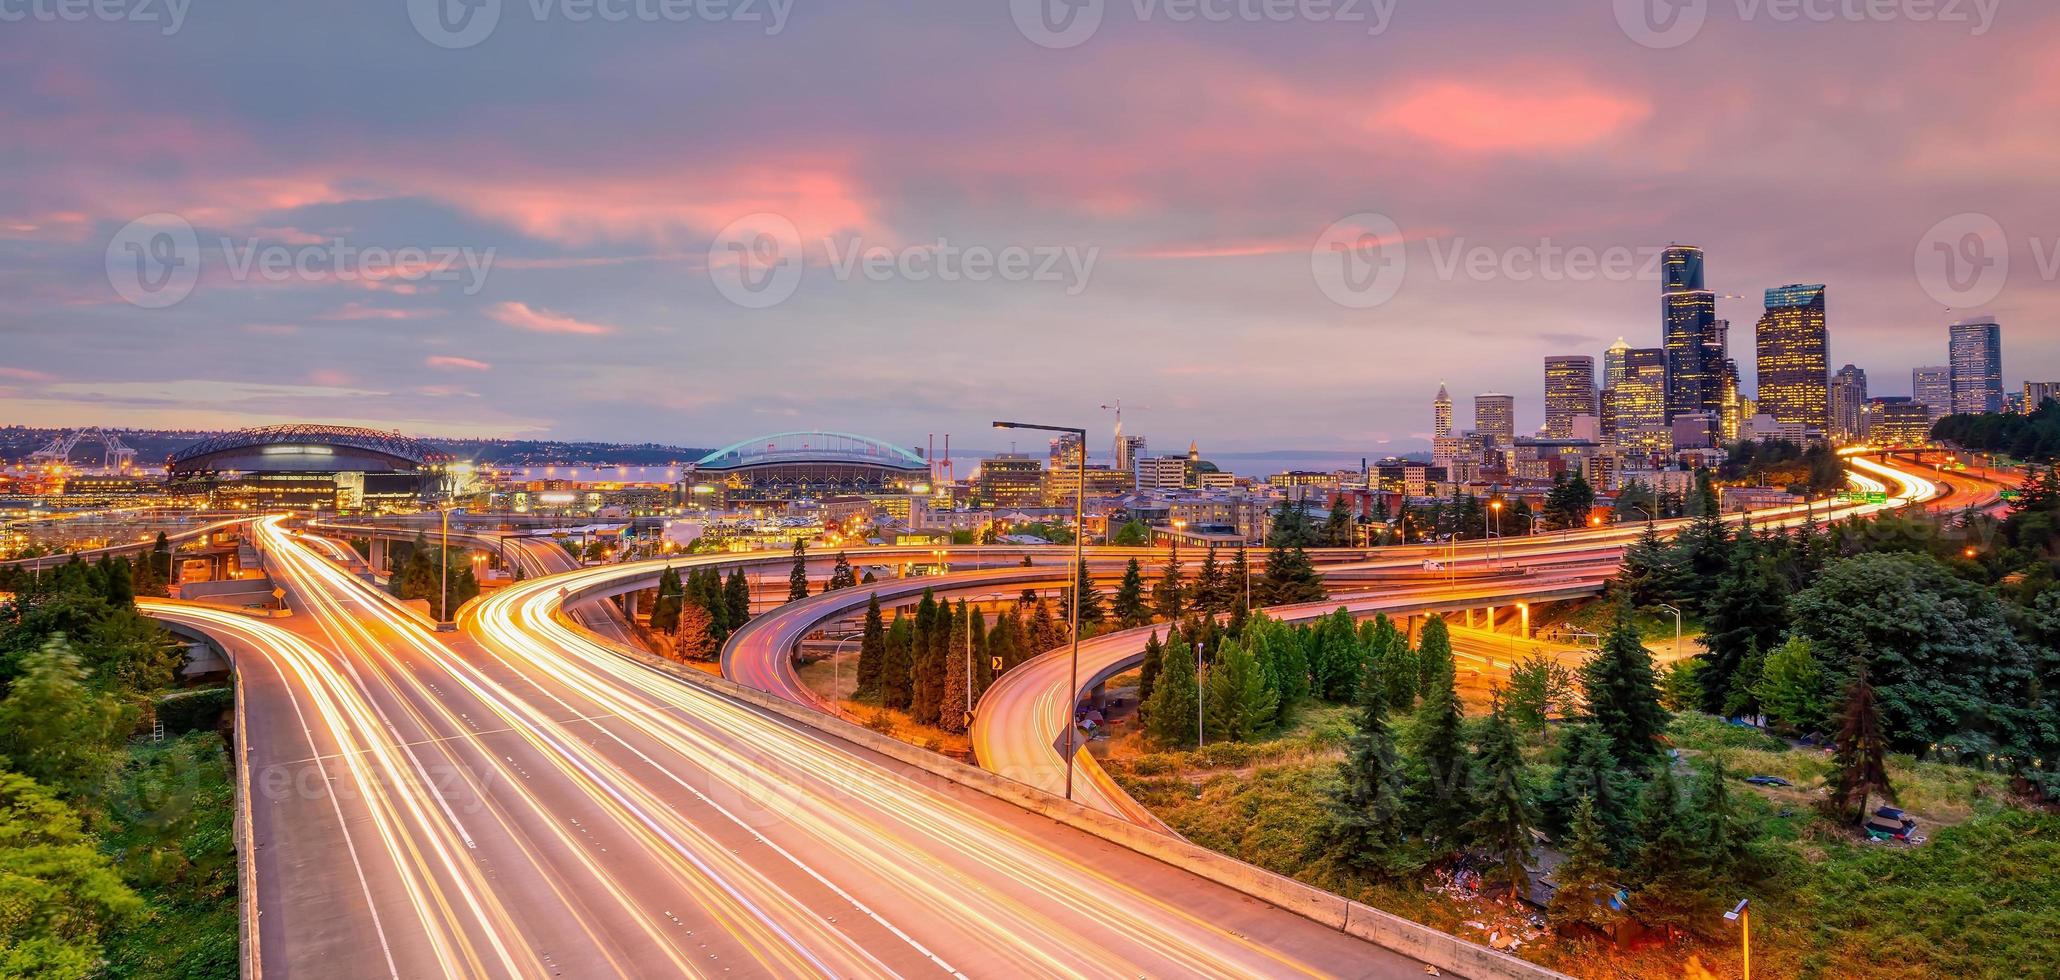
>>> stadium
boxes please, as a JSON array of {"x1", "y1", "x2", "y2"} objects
[
  {"x1": 687, "y1": 431, "x2": 928, "y2": 499},
  {"x1": 166, "y1": 424, "x2": 446, "y2": 511}
]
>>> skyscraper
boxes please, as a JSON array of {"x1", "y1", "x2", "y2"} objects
[
  {"x1": 1830, "y1": 364, "x2": 1868, "y2": 444},
  {"x1": 1949, "y1": 316, "x2": 2004, "y2": 415},
  {"x1": 1433, "y1": 383, "x2": 1453, "y2": 439},
  {"x1": 1913, "y1": 366, "x2": 1953, "y2": 422},
  {"x1": 1474, "y1": 393, "x2": 1516, "y2": 446},
  {"x1": 1755, "y1": 284, "x2": 1831, "y2": 430},
  {"x1": 1613, "y1": 348, "x2": 1671, "y2": 457},
  {"x1": 1544, "y1": 355, "x2": 1599, "y2": 439},
  {"x1": 1662, "y1": 245, "x2": 1727, "y2": 422},
  {"x1": 1603, "y1": 338, "x2": 1632, "y2": 390}
]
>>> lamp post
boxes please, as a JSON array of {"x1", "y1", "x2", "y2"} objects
[
  {"x1": 1658, "y1": 602, "x2": 1683, "y2": 662},
  {"x1": 1725, "y1": 899, "x2": 1751, "y2": 980},
  {"x1": 436, "y1": 503, "x2": 456, "y2": 631},
  {"x1": 1489, "y1": 499, "x2": 1504, "y2": 564},
  {"x1": 995, "y1": 419, "x2": 1087, "y2": 801}
]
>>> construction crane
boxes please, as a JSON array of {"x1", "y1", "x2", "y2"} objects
[
  {"x1": 1099, "y1": 401, "x2": 1147, "y2": 470},
  {"x1": 27, "y1": 429, "x2": 137, "y2": 472}
]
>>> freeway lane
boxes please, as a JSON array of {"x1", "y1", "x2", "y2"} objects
[{"x1": 464, "y1": 558, "x2": 1460, "y2": 977}]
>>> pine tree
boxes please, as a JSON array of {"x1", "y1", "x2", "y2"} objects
[
  {"x1": 1615, "y1": 521, "x2": 1680, "y2": 608},
  {"x1": 825, "y1": 551, "x2": 856, "y2": 592},
  {"x1": 968, "y1": 607, "x2": 993, "y2": 704},
  {"x1": 1060, "y1": 561, "x2": 1106, "y2": 629},
  {"x1": 1416, "y1": 615, "x2": 1455, "y2": 702},
  {"x1": 1204, "y1": 639, "x2": 1278, "y2": 742},
  {"x1": 1546, "y1": 724, "x2": 1631, "y2": 847},
  {"x1": 1699, "y1": 530, "x2": 1788, "y2": 713},
  {"x1": 1229, "y1": 544, "x2": 1251, "y2": 614},
  {"x1": 1143, "y1": 637, "x2": 1200, "y2": 747},
  {"x1": 674, "y1": 600, "x2": 717, "y2": 661},
  {"x1": 1027, "y1": 598, "x2": 1063, "y2": 655},
  {"x1": 724, "y1": 568, "x2": 752, "y2": 629},
  {"x1": 1193, "y1": 547, "x2": 1227, "y2": 614},
  {"x1": 1697, "y1": 755, "x2": 1750, "y2": 880},
  {"x1": 910, "y1": 591, "x2": 940, "y2": 723},
  {"x1": 1467, "y1": 696, "x2": 1540, "y2": 902},
  {"x1": 1411, "y1": 658, "x2": 1472, "y2": 852},
  {"x1": 991, "y1": 610, "x2": 1027, "y2": 673},
  {"x1": 1311, "y1": 608, "x2": 1361, "y2": 702},
  {"x1": 1547, "y1": 796, "x2": 1624, "y2": 935},
  {"x1": 1323, "y1": 495, "x2": 1354, "y2": 547},
  {"x1": 786, "y1": 539, "x2": 809, "y2": 602},
  {"x1": 941, "y1": 600, "x2": 970, "y2": 734},
  {"x1": 1582, "y1": 605, "x2": 1669, "y2": 768},
  {"x1": 881, "y1": 615, "x2": 914, "y2": 710},
  {"x1": 855, "y1": 593, "x2": 886, "y2": 698},
  {"x1": 1247, "y1": 613, "x2": 1308, "y2": 709},
  {"x1": 650, "y1": 566, "x2": 684, "y2": 632},
  {"x1": 1113, "y1": 558, "x2": 1148, "y2": 628},
  {"x1": 1383, "y1": 624, "x2": 1419, "y2": 713},
  {"x1": 1328, "y1": 652, "x2": 1415, "y2": 877},
  {"x1": 1627, "y1": 765, "x2": 1714, "y2": 935},
  {"x1": 1152, "y1": 553, "x2": 1186, "y2": 621},
  {"x1": 1827, "y1": 664, "x2": 1895, "y2": 823},
  {"x1": 1138, "y1": 630, "x2": 1165, "y2": 707},
  {"x1": 1258, "y1": 545, "x2": 1326, "y2": 607}
]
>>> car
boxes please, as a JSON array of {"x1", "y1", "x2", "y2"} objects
[{"x1": 1744, "y1": 775, "x2": 1793, "y2": 787}]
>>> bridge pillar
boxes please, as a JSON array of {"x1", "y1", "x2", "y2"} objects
[
  {"x1": 1485, "y1": 606, "x2": 1497, "y2": 631},
  {"x1": 369, "y1": 537, "x2": 388, "y2": 574},
  {"x1": 622, "y1": 591, "x2": 639, "y2": 620}
]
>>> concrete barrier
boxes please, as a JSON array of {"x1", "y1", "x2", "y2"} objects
[{"x1": 600, "y1": 640, "x2": 1564, "y2": 980}]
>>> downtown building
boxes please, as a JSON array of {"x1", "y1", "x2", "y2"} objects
[
  {"x1": 1660, "y1": 245, "x2": 1735, "y2": 423},
  {"x1": 1474, "y1": 393, "x2": 1516, "y2": 447},
  {"x1": 1755, "y1": 284, "x2": 1831, "y2": 433},
  {"x1": 1949, "y1": 316, "x2": 2004, "y2": 415},
  {"x1": 1543, "y1": 355, "x2": 1599, "y2": 439},
  {"x1": 1913, "y1": 366, "x2": 1954, "y2": 423},
  {"x1": 1830, "y1": 364, "x2": 1869, "y2": 444},
  {"x1": 1606, "y1": 346, "x2": 1671, "y2": 461}
]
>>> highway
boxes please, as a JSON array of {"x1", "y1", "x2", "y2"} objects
[{"x1": 189, "y1": 517, "x2": 1450, "y2": 976}]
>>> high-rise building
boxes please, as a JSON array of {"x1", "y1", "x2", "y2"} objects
[
  {"x1": 1661, "y1": 245, "x2": 1727, "y2": 422},
  {"x1": 1474, "y1": 393, "x2": 1516, "y2": 446},
  {"x1": 1114, "y1": 434, "x2": 1147, "y2": 474},
  {"x1": 1612, "y1": 348, "x2": 1669, "y2": 453},
  {"x1": 1603, "y1": 337, "x2": 1633, "y2": 390},
  {"x1": 2025, "y1": 382, "x2": 2060, "y2": 413},
  {"x1": 1755, "y1": 284, "x2": 1830, "y2": 430},
  {"x1": 1913, "y1": 366, "x2": 1953, "y2": 422},
  {"x1": 1433, "y1": 383, "x2": 1453, "y2": 439},
  {"x1": 1866, "y1": 398, "x2": 1933, "y2": 447},
  {"x1": 1950, "y1": 316, "x2": 2004, "y2": 415},
  {"x1": 1830, "y1": 364, "x2": 1869, "y2": 444},
  {"x1": 1048, "y1": 432, "x2": 1084, "y2": 471},
  {"x1": 978, "y1": 454, "x2": 1045, "y2": 508},
  {"x1": 1543, "y1": 356, "x2": 1598, "y2": 439}
]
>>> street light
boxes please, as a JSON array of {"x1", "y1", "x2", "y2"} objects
[
  {"x1": 1725, "y1": 899, "x2": 1751, "y2": 980},
  {"x1": 1658, "y1": 602, "x2": 1683, "y2": 662},
  {"x1": 995, "y1": 419, "x2": 1087, "y2": 802}
]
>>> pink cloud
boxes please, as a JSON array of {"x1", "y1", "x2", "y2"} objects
[
  {"x1": 426, "y1": 355, "x2": 492, "y2": 371},
  {"x1": 486, "y1": 301, "x2": 615, "y2": 335},
  {"x1": 0, "y1": 367, "x2": 57, "y2": 382},
  {"x1": 314, "y1": 302, "x2": 435, "y2": 321},
  {"x1": 1373, "y1": 80, "x2": 1651, "y2": 155},
  {"x1": 305, "y1": 369, "x2": 353, "y2": 387}
]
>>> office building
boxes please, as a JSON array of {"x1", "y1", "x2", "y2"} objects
[
  {"x1": 1474, "y1": 393, "x2": 1516, "y2": 446},
  {"x1": 1913, "y1": 366, "x2": 1953, "y2": 422},
  {"x1": 1603, "y1": 337, "x2": 1632, "y2": 390},
  {"x1": 1544, "y1": 355, "x2": 1599, "y2": 438},
  {"x1": 1135, "y1": 454, "x2": 1190, "y2": 491},
  {"x1": 1611, "y1": 347, "x2": 1669, "y2": 448},
  {"x1": 1661, "y1": 245, "x2": 1728, "y2": 422},
  {"x1": 1950, "y1": 316, "x2": 2004, "y2": 415},
  {"x1": 2025, "y1": 381, "x2": 2060, "y2": 413},
  {"x1": 1830, "y1": 364, "x2": 1869, "y2": 444},
  {"x1": 1755, "y1": 284, "x2": 1830, "y2": 430},
  {"x1": 977, "y1": 454, "x2": 1044, "y2": 508},
  {"x1": 1867, "y1": 398, "x2": 1933, "y2": 447},
  {"x1": 1433, "y1": 383, "x2": 1453, "y2": 439},
  {"x1": 1048, "y1": 432, "x2": 1085, "y2": 470},
  {"x1": 1114, "y1": 434, "x2": 1147, "y2": 474}
]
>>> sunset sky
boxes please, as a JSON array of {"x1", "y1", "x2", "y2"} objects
[{"x1": 3, "y1": 0, "x2": 2054, "y2": 453}]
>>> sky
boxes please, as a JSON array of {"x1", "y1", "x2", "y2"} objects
[{"x1": 2, "y1": 0, "x2": 2055, "y2": 455}]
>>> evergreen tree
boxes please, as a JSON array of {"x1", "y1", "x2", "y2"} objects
[
  {"x1": 1193, "y1": 547, "x2": 1227, "y2": 614},
  {"x1": 1699, "y1": 528, "x2": 1788, "y2": 713},
  {"x1": 1246, "y1": 615, "x2": 1309, "y2": 710},
  {"x1": 1112, "y1": 558, "x2": 1148, "y2": 628},
  {"x1": 1258, "y1": 544, "x2": 1326, "y2": 607},
  {"x1": 1143, "y1": 637, "x2": 1200, "y2": 747},
  {"x1": 786, "y1": 539, "x2": 809, "y2": 602},
  {"x1": 649, "y1": 566, "x2": 683, "y2": 633},
  {"x1": 855, "y1": 593, "x2": 886, "y2": 698},
  {"x1": 1411, "y1": 657, "x2": 1472, "y2": 852},
  {"x1": 1615, "y1": 521, "x2": 1680, "y2": 607},
  {"x1": 881, "y1": 615, "x2": 914, "y2": 710},
  {"x1": 1328, "y1": 651, "x2": 1416, "y2": 878},
  {"x1": 969, "y1": 607, "x2": 993, "y2": 704},
  {"x1": 673, "y1": 600, "x2": 717, "y2": 661},
  {"x1": 1204, "y1": 639, "x2": 1279, "y2": 742},
  {"x1": 1027, "y1": 597, "x2": 1064, "y2": 654},
  {"x1": 1152, "y1": 553, "x2": 1186, "y2": 621},
  {"x1": 1383, "y1": 625, "x2": 1419, "y2": 713},
  {"x1": 941, "y1": 600, "x2": 971, "y2": 734},
  {"x1": 1582, "y1": 605, "x2": 1669, "y2": 767},
  {"x1": 825, "y1": 552, "x2": 857, "y2": 592},
  {"x1": 1721, "y1": 642, "x2": 1768, "y2": 720},
  {"x1": 1827, "y1": 665, "x2": 1895, "y2": 823},
  {"x1": 1310, "y1": 608, "x2": 1361, "y2": 702},
  {"x1": 1542, "y1": 471, "x2": 1598, "y2": 531},
  {"x1": 724, "y1": 568, "x2": 752, "y2": 629},
  {"x1": 1545, "y1": 724, "x2": 1631, "y2": 847},
  {"x1": 1627, "y1": 766, "x2": 1713, "y2": 935},
  {"x1": 1415, "y1": 615, "x2": 1455, "y2": 702},
  {"x1": 1697, "y1": 755, "x2": 1750, "y2": 879},
  {"x1": 990, "y1": 610, "x2": 1027, "y2": 673},
  {"x1": 1547, "y1": 797, "x2": 1624, "y2": 935},
  {"x1": 1137, "y1": 630, "x2": 1164, "y2": 707},
  {"x1": 910, "y1": 591, "x2": 941, "y2": 723},
  {"x1": 1467, "y1": 697, "x2": 1540, "y2": 902},
  {"x1": 1229, "y1": 544, "x2": 1251, "y2": 614},
  {"x1": 1322, "y1": 495, "x2": 1354, "y2": 547},
  {"x1": 1676, "y1": 503, "x2": 1731, "y2": 611}
]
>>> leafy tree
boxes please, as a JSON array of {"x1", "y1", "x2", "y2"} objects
[
  {"x1": 0, "y1": 769, "x2": 142, "y2": 975},
  {"x1": 1152, "y1": 553, "x2": 1186, "y2": 621},
  {"x1": 1204, "y1": 639, "x2": 1278, "y2": 742},
  {"x1": 786, "y1": 539, "x2": 809, "y2": 602},
  {"x1": 1109, "y1": 519, "x2": 1151, "y2": 546},
  {"x1": 0, "y1": 636, "x2": 129, "y2": 801},
  {"x1": 1753, "y1": 637, "x2": 1830, "y2": 735},
  {"x1": 1658, "y1": 657, "x2": 1705, "y2": 713},
  {"x1": 1827, "y1": 665, "x2": 1895, "y2": 823},
  {"x1": 1699, "y1": 527, "x2": 1788, "y2": 713},
  {"x1": 1547, "y1": 796, "x2": 1624, "y2": 935},
  {"x1": 1504, "y1": 652, "x2": 1577, "y2": 733},
  {"x1": 1327, "y1": 652, "x2": 1416, "y2": 878},
  {"x1": 1112, "y1": 558, "x2": 1149, "y2": 629},
  {"x1": 1582, "y1": 606, "x2": 1669, "y2": 767},
  {"x1": 1143, "y1": 637, "x2": 1200, "y2": 747},
  {"x1": 855, "y1": 593, "x2": 886, "y2": 698},
  {"x1": 1467, "y1": 697, "x2": 1539, "y2": 902}
]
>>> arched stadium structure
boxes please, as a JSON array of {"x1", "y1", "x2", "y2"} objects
[
  {"x1": 689, "y1": 431, "x2": 928, "y2": 498},
  {"x1": 167, "y1": 424, "x2": 446, "y2": 511}
]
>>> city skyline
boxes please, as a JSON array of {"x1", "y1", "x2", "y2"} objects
[{"x1": 3, "y1": 4, "x2": 2057, "y2": 449}]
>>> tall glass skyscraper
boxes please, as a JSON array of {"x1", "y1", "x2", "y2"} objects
[
  {"x1": 1949, "y1": 317, "x2": 2004, "y2": 415},
  {"x1": 1755, "y1": 284, "x2": 1831, "y2": 430},
  {"x1": 1830, "y1": 364, "x2": 1868, "y2": 444},
  {"x1": 1544, "y1": 355, "x2": 1599, "y2": 439},
  {"x1": 1661, "y1": 245, "x2": 1729, "y2": 422},
  {"x1": 1913, "y1": 366, "x2": 1953, "y2": 422}
]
